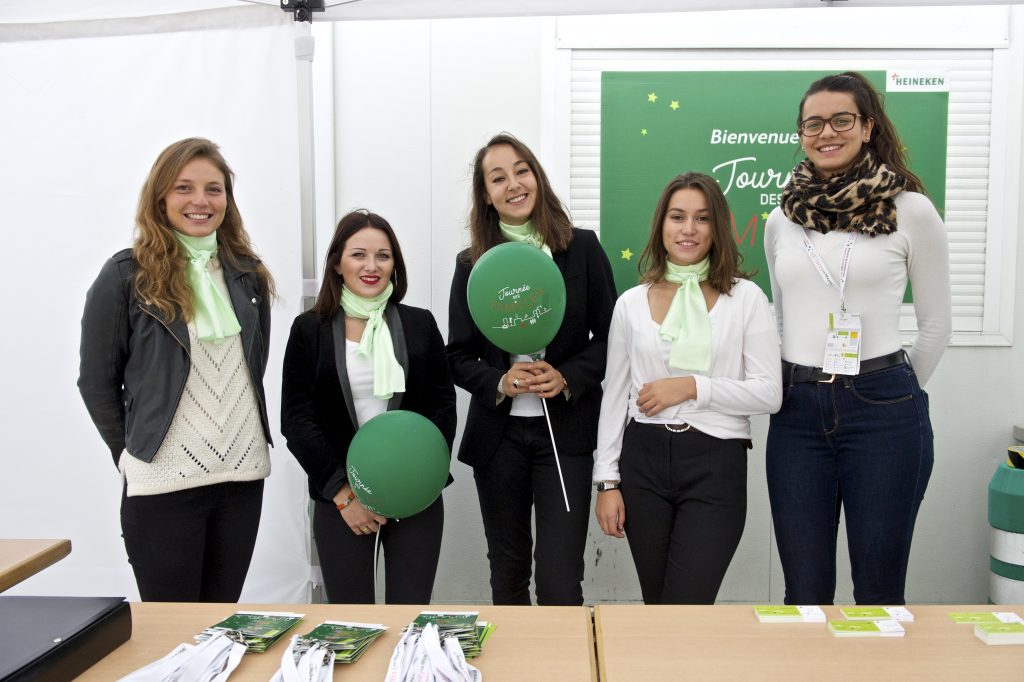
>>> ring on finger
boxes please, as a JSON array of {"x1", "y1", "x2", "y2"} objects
[
  {"x1": 361, "y1": 526, "x2": 371, "y2": 533},
  {"x1": 512, "y1": 377, "x2": 520, "y2": 389}
]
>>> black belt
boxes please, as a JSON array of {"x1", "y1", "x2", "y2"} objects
[{"x1": 782, "y1": 350, "x2": 907, "y2": 385}]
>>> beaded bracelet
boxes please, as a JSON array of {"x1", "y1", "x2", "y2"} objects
[{"x1": 335, "y1": 491, "x2": 356, "y2": 510}]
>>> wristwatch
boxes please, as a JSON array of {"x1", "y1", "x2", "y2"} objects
[{"x1": 595, "y1": 481, "x2": 620, "y2": 492}]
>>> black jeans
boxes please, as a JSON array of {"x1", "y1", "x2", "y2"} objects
[
  {"x1": 620, "y1": 421, "x2": 747, "y2": 605},
  {"x1": 473, "y1": 416, "x2": 593, "y2": 606},
  {"x1": 120, "y1": 479, "x2": 264, "y2": 602},
  {"x1": 313, "y1": 495, "x2": 443, "y2": 604}
]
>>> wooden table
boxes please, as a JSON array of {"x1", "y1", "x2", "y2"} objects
[
  {"x1": 77, "y1": 602, "x2": 596, "y2": 680},
  {"x1": 0, "y1": 539, "x2": 71, "y2": 592},
  {"x1": 595, "y1": 604, "x2": 1024, "y2": 680}
]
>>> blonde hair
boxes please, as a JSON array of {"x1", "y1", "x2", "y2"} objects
[{"x1": 133, "y1": 138, "x2": 275, "y2": 321}]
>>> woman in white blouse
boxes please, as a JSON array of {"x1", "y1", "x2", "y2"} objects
[{"x1": 594, "y1": 172, "x2": 782, "y2": 604}]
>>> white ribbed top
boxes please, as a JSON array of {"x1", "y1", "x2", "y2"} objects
[
  {"x1": 121, "y1": 260, "x2": 270, "y2": 496},
  {"x1": 765, "y1": 192, "x2": 952, "y2": 386}
]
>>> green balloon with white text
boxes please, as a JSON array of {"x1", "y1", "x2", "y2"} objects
[
  {"x1": 346, "y1": 411, "x2": 449, "y2": 519},
  {"x1": 466, "y1": 242, "x2": 566, "y2": 355}
]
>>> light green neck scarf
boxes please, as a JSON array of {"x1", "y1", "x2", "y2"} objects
[
  {"x1": 341, "y1": 282, "x2": 406, "y2": 400},
  {"x1": 499, "y1": 220, "x2": 552, "y2": 258},
  {"x1": 173, "y1": 231, "x2": 241, "y2": 343},
  {"x1": 659, "y1": 258, "x2": 712, "y2": 372}
]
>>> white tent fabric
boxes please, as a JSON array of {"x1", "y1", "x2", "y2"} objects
[
  {"x1": 0, "y1": 9, "x2": 309, "y2": 603},
  {"x1": 2, "y1": 0, "x2": 1021, "y2": 26}
]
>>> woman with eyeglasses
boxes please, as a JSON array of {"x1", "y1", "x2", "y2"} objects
[{"x1": 764, "y1": 72, "x2": 951, "y2": 605}]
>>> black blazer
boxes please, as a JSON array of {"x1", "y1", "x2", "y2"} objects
[
  {"x1": 281, "y1": 302, "x2": 457, "y2": 503},
  {"x1": 447, "y1": 228, "x2": 617, "y2": 469}
]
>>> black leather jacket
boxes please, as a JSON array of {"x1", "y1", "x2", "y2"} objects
[{"x1": 78, "y1": 248, "x2": 273, "y2": 466}]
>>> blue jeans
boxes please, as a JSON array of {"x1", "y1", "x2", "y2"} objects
[{"x1": 766, "y1": 363, "x2": 933, "y2": 605}]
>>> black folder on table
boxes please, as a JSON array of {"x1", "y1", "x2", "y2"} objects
[{"x1": 0, "y1": 595, "x2": 131, "y2": 681}]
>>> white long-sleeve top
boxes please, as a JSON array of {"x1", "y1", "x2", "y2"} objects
[
  {"x1": 764, "y1": 191, "x2": 952, "y2": 386},
  {"x1": 593, "y1": 279, "x2": 782, "y2": 482}
]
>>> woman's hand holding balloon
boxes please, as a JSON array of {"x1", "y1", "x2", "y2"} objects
[
  {"x1": 525, "y1": 360, "x2": 567, "y2": 399},
  {"x1": 335, "y1": 484, "x2": 387, "y2": 536},
  {"x1": 502, "y1": 361, "x2": 537, "y2": 397}
]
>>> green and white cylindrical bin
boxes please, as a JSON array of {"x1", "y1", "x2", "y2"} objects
[{"x1": 988, "y1": 447, "x2": 1024, "y2": 603}]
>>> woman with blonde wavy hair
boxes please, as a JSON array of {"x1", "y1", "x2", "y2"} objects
[{"x1": 79, "y1": 137, "x2": 276, "y2": 602}]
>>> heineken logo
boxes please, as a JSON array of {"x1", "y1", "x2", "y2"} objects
[{"x1": 887, "y1": 70, "x2": 947, "y2": 92}]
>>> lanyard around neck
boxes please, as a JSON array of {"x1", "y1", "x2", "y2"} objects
[{"x1": 800, "y1": 229, "x2": 857, "y2": 313}]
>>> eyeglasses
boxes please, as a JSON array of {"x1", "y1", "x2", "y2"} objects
[{"x1": 798, "y1": 113, "x2": 866, "y2": 137}]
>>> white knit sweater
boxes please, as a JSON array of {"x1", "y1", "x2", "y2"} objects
[{"x1": 121, "y1": 260, "x2": 270, "y2": 496}]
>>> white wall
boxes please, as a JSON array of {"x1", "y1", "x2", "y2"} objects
[{"x1": 329, "y1": 7, "x2": 1024, "y2": 604}]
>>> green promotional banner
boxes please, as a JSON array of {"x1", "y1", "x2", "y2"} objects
[{"x1": 600, "y1": 70, "x2": 948, "y2": 298}]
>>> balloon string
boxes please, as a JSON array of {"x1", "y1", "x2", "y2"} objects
[
  {"x1": 373, "y1": 527, "x2": 382, "y2": 597},
  {"x1": 541, "y1": 397, "x2": 571, "y2": 513}
]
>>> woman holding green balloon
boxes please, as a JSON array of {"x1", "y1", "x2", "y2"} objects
[
  {"x1": 447, "y1": 133, "x2": 617, "y2": 606},
  {"x1": 282, "y1": 210, "x2": 456, "y2": 604},
  {"x1": 594, "y1": 172, "x2": 782, "y2": 604}
]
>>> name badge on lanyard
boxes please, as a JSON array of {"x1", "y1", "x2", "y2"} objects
[{"x1": 799, "y1": 229, "x2": 862, "y2": 376}]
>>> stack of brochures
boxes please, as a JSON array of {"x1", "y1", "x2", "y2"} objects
[
  {"x1": 827, "y1": 620, "x2": 905, "y2": 637},
  {"x1": 947, "y1": 611, "x2": 1024, "y2": 645},
  {"x1": 294, "y1": 620, "x2": 388, "y2": 663},
  {"x1": 386, "y1": 613, "x2": 496, "y2": 682},
  {"x1": 753, "y1": 605, "x2": 825, "y2": 623},
  {"x1": 407, "y1": 611, "x2": 496, "y2": 659},
  {"x1": 948, "y1": 611, "x2": 1023, "y2": 625},
  {"x1": 974, "y1": 622, "x2": 1024, "y2": 645},
  {"x1": 195, "y1": 611, "x2": 304, "y2": 653},
  {"x1": 839, "y1": 606, "x2": 914, "y2": 622}
]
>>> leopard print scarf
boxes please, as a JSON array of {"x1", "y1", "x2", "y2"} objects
[{"x1": 780, "y1": 149, "x2": 906, "y2": 236}]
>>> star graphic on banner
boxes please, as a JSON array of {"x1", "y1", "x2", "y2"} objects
[
  {"x1": 761, "y1": 211, "x2": 770, "y2": 220},
  {"x1": 670, "y1": 100, "x2": 680, "y2": 110},
  {"x1": 641, "y1": 129, "x2": 648, "y2": 136},
  {"x1": 647, "y1": 92, "x2": 658, "y2": 103},
  {"x1": 891, "y1": 72, "x2": 900, "y2": 80},
  {"x1": 621, "y1": 248, "x2": 633, "y2": 261}
]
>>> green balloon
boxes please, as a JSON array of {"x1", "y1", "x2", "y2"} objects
[
  {"x1": 466, "y1": 242, "x2": 567, "y2": 355},
  {"x1": 347, "y1": 410, "x2": 450, "y2": 519}
]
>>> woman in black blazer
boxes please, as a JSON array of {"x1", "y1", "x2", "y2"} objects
[
  {"x1": 282, "y1": 210, "x2": 456, "y2": 604},
  {"x1": 447, "y1": 133, "x2": 617, "y2": 605}
]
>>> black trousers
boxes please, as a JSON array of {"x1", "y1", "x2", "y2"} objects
[
  {"x1": 473, "y1": 416, "x2": 593, "y2": 606},
  {"x1": 620, "y1": 421, "x2": 747, "y2": 604},
  {"x1": 120, "y1": 479, "x2": 264, "y2": 602},
  {"x1": 312, "y1": 494, "x2": 444, "y2": 604}
]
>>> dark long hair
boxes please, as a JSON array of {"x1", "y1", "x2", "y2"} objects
[
  {"x1": 467, "y1": 133, "x2": 573, "y2": 263},
  {"x1": 638, "y1": 172, "x2": 750, "y2": 295},
  {"x1": 134, "y1": 137, "x2": 276, "y2": 321},
  {"x1": 311, "y1": 210, "x2": 407, "y2": 316},
  {"x1": 798, "y1": 72, "x2": 925, "y2": 193}
]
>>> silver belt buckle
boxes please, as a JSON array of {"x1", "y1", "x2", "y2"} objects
[
  {"x1": 818, "y1": 372, "x2": 837, "y2": 384},
  {"x1": 665, "y1": 423, "x2": 692, "y2": 433}
]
